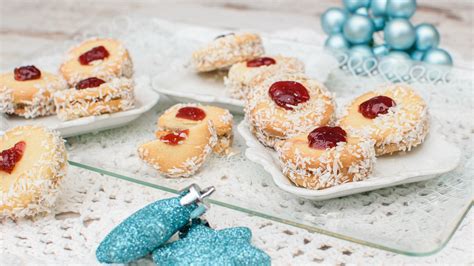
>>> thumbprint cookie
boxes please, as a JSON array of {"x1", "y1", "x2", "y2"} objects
[
  {"x1": 339, "y1": 85, "x2": 429, "y2": 155},
  {"x1": 275, "y1": 126, "x2": 375, "y2": 190},
  {"x1": 138, "y1": 122, "x2": 217, "y2": 178},
  {"x1": 245, "y1": 73, "x2": 335, "y2": 148},
  {"x1": 0, "y1": 126, "x2": 68, "y2": 219},
  {"x1": 192, "y1": 33, "x2": 264, "y2": 72},
  {"x1": 60, "y1": 38, "x2": 133, "y2": 86},
  {"x1": 53, "y1": 77, "x2": 135, "y2": 121},
  {"x1": 0, "y1": 65, "x2": 67, "y2": 118},
  {"x1": 158, "y1": 104, "x2": 233, "y2": 155},
  {"x1": 225, "y1": 55, "x2": 305, "y2": 100}
]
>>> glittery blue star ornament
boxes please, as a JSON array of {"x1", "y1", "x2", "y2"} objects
[{"x1": 152, "y1": 224, "x2": 271, "y2": 266}]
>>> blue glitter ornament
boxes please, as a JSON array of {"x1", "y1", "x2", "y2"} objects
[
  {"x1": 410, "y1": 50, "x2": 425, "y2": 61},
  {"x1": 343, "y1": 0, "x2": 371, "y2": 12},
  {"x1": 422, "y1": 48, "x2": 453, "y2": 66},
  {"x1": 384, "y1": 18, "x2": 416, "y2": 50},
  {"x1": 372, "y1": 16, "x2": 385, "y2": 31},
  {"x1": 414, "y1": 23, "x2": 440, "y2": 51},
  {"x1": 343, "y1": 14, "x2": 374, "y2": 44},
  {"x1": 386, "y1": 0, "x2": 416, "y2": 18},
  {"x1": 370, "y1": 0, "x2": 387, "y2": 16},
  {"x1": 325, "y1": 33, "x2": 351, "y2": 51},
  {"x1": 152, "y1": 223, "x2": 271, "y2": 266},
  {"x1": 373, "y1": 44, "x2": 390, "y2": 57},
  {"x1": 321, "y1": 7, "x2": 349, "y2": 34}
]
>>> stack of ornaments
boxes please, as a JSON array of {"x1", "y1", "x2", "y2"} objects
[{"x1": 321, "y1": 0, "x2": 453, "y2": 72}]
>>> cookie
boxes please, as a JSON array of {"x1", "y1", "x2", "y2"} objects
[
  {"x1": 60, "y1": 38, "x2": 133, "y2": 86},
  {"x1": 192, "y1": 33, "x2": 264, "y2": 72},
  {"x1": 138, "y1": 122, "x2": 217, "y2": 178},
  {"x1": 0, "y1": 65, "x2": 67, "y2": 118},
  {"x1": 276, "y1": 126, "x2": 375, "y2": 190},
  {"x1": 339, "y1": 84, "x2": 429, "y2": 155},
  {"x1": 53, "y1": 77, "x2": 135, "y2": 121},
  {"x1": 0, "y1": 125, "x2": 68, "y2": 219},
  {"x1": 158, "y1": 104, "x2": 233, "y2": 155}
]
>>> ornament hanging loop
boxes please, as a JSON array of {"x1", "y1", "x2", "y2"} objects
[{"x1": 179, "y1": 184, "x2": 215, "y2": 206}]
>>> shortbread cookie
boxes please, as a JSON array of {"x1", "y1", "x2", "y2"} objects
[
  {"x1": 53, "y1": 77, "x2": 135, "y2": 121},
  {"x1": 339, "y1": 85, "x2": 429, "y2": 155},
  {"x1": 276, "y1": 126, "x2": 375, "y2": 190},
  {"x1": 192, "y1": 33, "x2": 264, "y2": 72},
  {"x1": 138, "y1": 122, "x2": 217, "y2": 178},
  {"x1": 245, "y1": 73, "x2": 335, "y2": 148},
  {"x1": 0, "y1": 126, "x2": 68, "y2": 219},
  {"x1": 225, "y1": 55, "x2": 305, "y2": 100},
  {"x1": 0, "y1": 65, "x2": 67, "y2": 118},
  {"x1": 60, "y1": 38, "x2": 133, "y2": 86},
  {"x1": 158, "y1": 104, "x2": 233, "y2": 155}
]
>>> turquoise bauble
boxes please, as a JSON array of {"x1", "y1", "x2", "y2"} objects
[
  {"x1": 410, "y1": 50, "x2": 425, "y2": 61},
  {"x1": 321, "y1": 8, "x2": 349, "y2": 34},
  {"x1": 422, "y1": 48, "x2": 453, "y2": 66},
  {"x1": 355, "y1": 7, "x2": 369, "y2": 16},
  {"x1": 343, "y1": 14, "x2": 374, "y2": 44},
  {"x1": 370, "y1": 0, "x2": 387, "y2": 16},
  {"x1": 386, "y1": 0, "x2": 417, "y2": 18},
  {"x1": 414, "y1": 23, "x2": 440, "y2": 51},
  {"x1": 372, "y1": 17, "x2": 385, "y2": 31},
  {"x1": 343, "y1": 0, "x2": 371, "y2": 12},
  {"x1": 373, "y1": 44, "x2": 390, "y2": 57},
  {"x1": 325, "y1": 33, "x2": 351, "y2": 50},
  {"x1": 384, "y1": 18, "x2": 416, "y2": 50},
  {"x1": 348, "y1": 45, "x2": 376, "y2": 73},
  {"x1": 379, "y1": 51, "x2": 412, "y2": 81}
]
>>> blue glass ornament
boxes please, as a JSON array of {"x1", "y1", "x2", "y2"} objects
[
  {"x1": 370, "y1": 0, "x2": 387, "y2": 16},
  {"x1": 386, "y1": 0, "x2": 417, "y2": 18},
  {"x1": 343, "y1": 14, "x2": 374, "y2": 44},
  {"x1": 152, "y1": 224, "x2": 271, "y2": 266},
  {"x1": 384, "y1": 18, "x2": 416, "y2": 50},
  {"x1": 410, "y1": 50, "x2": 424, "y2": 61},
  {"x1": 321, "y1": 8, "x2": 349, "y2": 34},
  {"x1": 348, "y1": 45, "x2": 376, "y2": 73},
  {"x1": 325, "y1": 33, "x2": 351, "y2": 51},
  {"x1": 372, "y1": 16, "x2": 385, "y2": 31},
  {"x1": 343, "y1": 0, "x2": 371, "y2": 12},
  {"x1": 414, "y1": 23, "x2": 440, "y2": 51},
  {"x1": 379, "y1": 51, "x2": 412, "y2": 81},
  {"x1": 355, "y1": 7, "x2": 369, "y2": 16},
  {"x1": 422, "y1": 48, "x2": 453, "y2": 66},
  {"x1": 373, "y1": 44, "x2": 390, "y2": 57}
]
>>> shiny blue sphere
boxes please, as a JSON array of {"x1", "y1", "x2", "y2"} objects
[
  {"x1": 379, "y1": 51, "x2": 412, "y2": 81},
  {"x1": 410, "y1": 50, "x2": 424, "y2": 61},
  {"x1": 373, "y1": 44, "x2": 390, "y2": 57},
  {"x1": 370, "y1": 0, "x2": 387, "y2": 16},
  {"x1": 348, "y1": 45, "x2": 376, "y2": 72},
  {"x1": 384, "y1": 18, "x2": 416, "y2": 50},
  {"x1": 386, "y1": 0, "x2": 417, "y2": 18},
  {"x1": 343, "y1": 14, "x2": 375, "y2": 44},
  {"x1": 372, "y1": 16, "x2": 385, "y2": 31},
  {"x1": 325, "y1": 33, "x2": 351, "y2": 50},
  {"x1": 414, "y1": 23, "x2": 440, "y2": 51},
  {"x1": 343, "y1": 0, "x2": 371, "y2": 12},
  {"x1": 422, "y1": 48, "x2": 453, "y2": 66},
  {"x1": 355, "y1": 7, "x2": 369, "y2": 16},
  {"x1": 321, "y1": 8, "x2": 349, "y2": 34}
]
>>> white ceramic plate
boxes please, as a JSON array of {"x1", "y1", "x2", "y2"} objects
[
  {"x1": 0, "y1": 76, "x2": 159, "y2": 137},
  {"x1": 237, "y1": 121, "x2": 462, "y2": 201}
]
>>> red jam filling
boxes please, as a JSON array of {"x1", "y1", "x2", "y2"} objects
[
  {"x1": 176, "y1": 107, "x2": 206, "y2": 121},
  {"x1": 308, "y1": 126, "x2": 347, "y2": 150},
  {"x1": 78, "y1": 46, "x2": 110, "y2": 65},
  {"x1": 268, "y1": 81, "x2": 310, "y2": 110},
  {"x1": 0, "y1": 141, "x2": 26, "y2": 174},
  {"x1": 160, "y1": 129, "x2": 190, "y2": 146},
  {"x1": 75, "y1": 77, "x2": 106, "y2": 90},
  {"x1": 358, "y1": 95, "x2": 396, "y2": 119},
  {"x1": 247, "y1": 57, "x2": 276, "y2": 68},
  {"x1": 14, "y1": 65, "x2": 41, "y2": 81}
]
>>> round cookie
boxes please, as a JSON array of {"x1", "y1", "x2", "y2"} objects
[
  {"x1": 158, "y1": 103, "x2": 233, "y2": 155},
  {"x1": 275, "y1": 126, "x2": 375, "y2": 190},
  {"x1": 339, "y1": 85, "x2": 429, "y2": 155},
  {"x1": 138, "y1": 121, "x2": 217, "y2": 178},
  {"x1": 225, "y1": 55, "x2": 305, "y2": 100},
  {"x1": 192, "y1": 33, "x2": 264, "y2": 72},
  {"x1": 245, "y1": 73, "x2": 335, "y2": 148},
  {"x1": 60, "y1": 38, "x2": 133, "y2": 86},
  {"x1": 0, "y1": 65, "x2": 68, "y2": 118},
  {"x1": 1, "y1": 125, "x2": 68, "y2": 219}
]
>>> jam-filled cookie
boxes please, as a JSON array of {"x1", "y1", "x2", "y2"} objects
[
  {"x1": 158, "y1": 104, "x2": 233, "y2": 155},
  {"x1": 339, "y1": 85, "x2": 429, "y2": 155},
  {"x1": 138, "y1": 122, "x2": 217, "y2": 178},
  {"x1": 276, "y1": 126, "x2": 375, "y2": 190},
  {"x1": 60, "y1": 38, "x2": 133, "y2": 86},
  {"x1": 192, "y1": 33, "x2": 264, "y2": 72},
  {"x1": 0, "y1": 126, "x2": 67, "y2": 219},
  {"x1": 53, "y1": 77, "x2": 135, "y2": 121},
  {"x1": 245, "y1": 73, "x2": 335, "y2": 148},
  {"x1": 225, "y1": 55, "x2": 305, "y2": 100},
  {"x1": 0, "y1": 65, "x2": 67, "y2": 118}
]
